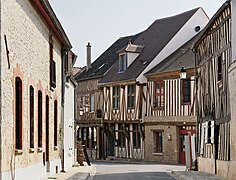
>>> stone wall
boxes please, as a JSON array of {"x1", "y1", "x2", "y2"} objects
[
  {"x1": 145, "y1": 124, "x2": 179, "y2": 164},
  {"x1": 1, "y1": 0, "x2": 62, "y2": 178}
]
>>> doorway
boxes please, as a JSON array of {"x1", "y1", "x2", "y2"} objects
[{"x1": 179, "y1": 126, "x2": 196, "y2": 164}]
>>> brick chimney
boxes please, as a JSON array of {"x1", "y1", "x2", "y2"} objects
[{"x1": 86, "y1": 42, "x2": 91, "y2": 70}]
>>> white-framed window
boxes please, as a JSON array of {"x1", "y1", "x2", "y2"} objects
[
  {"x1": 90, "y1": 94, "x2": 94, "y2": 112},
  {"x1": 119, "y1": 54, "x2": 127, "y2": 72},
  {"x1": 113, "y1": 86, "x2": 120, "y2": 109}
]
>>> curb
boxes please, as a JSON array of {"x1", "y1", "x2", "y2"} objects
[{"x1": 86, "y1": 166, "x2": 97, "y2": 180}]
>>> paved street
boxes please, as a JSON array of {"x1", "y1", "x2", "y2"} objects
[{"x1": 91, "y1": 161, "x2": 185, "y2": 180}]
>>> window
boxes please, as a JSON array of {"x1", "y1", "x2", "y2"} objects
[
  {"x1": 54, "y1": 100, "x2": 58, "y2": 147},
  {"x1": 118, "y1": 124, "x2": 125, "y2": 147},
  {"x1": 38, "y1": 91, "x2": 43, "y2": 148},
  {"x1": 112, "y1": 86, "x2": 120, "y2": 109},
  {"x1": 29, "y1": 86, "x2": 34, "y2": 148},
  {"x1": 217, "y1": 55, "x2": 222, "y2": 81},
  {"x1": 154, "y1": 131, "x2": 163, "y2": 153},
  {"x1": 15, "y1": 77, "x2": 23, "y2": 150},
  {"x1": 133, "y1": 124, "x2": 140, "y2": 148},
  {"x1": 153, "y1": 81, "x2": 164, "y2": 109},
  {"x1": 128, "y1": 85, "x2": 135, "y2": 109},
  {"x1": 50, "y1": 43, "x2": 56, "y2": 88},
  {"x1": 182, "y1": 79, "x2": 191, "y2": 104},
  {"x1": 119, "y1": 54, "x2": 127, "y2": 72},
  {"x1": 90, "y1": 94, "x2": 94, "y2": 112}
]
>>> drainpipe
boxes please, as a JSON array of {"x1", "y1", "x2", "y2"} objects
[
  {"x1": 61, "y1": 47, "x2": 69, "y2": 172},
  {"x1": 192, "y1": 47, "x2": 199, "y2": 170}
]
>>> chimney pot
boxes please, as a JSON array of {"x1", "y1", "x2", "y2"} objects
[{"x1": 86, "y1": 42, "x2": 91, "y2": 70}]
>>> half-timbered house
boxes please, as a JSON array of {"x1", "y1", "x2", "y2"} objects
[
  {"x1": 144, "y1": 37, "x2": 198, "y2": 165},
  {"x1": 74, "y1": 34, "x2": 140, "y2": 160},
  {"x1": 193, "y1": 0, "x2": 236, "y2": 179},
  {"x1": 98, "y1": 8, "x2": 209, "y2": 160}
]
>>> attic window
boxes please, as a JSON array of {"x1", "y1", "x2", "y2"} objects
[{"x1": 119, "y1": 54, "x2": 127, "y2": 72}]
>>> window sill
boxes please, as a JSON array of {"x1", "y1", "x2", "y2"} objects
[
  {"x1": 54, "y1": 146, "x2": 58, "y2": 150},
  {"x1": 29, "y1": 148, "x2": 35, "y2": 153},
  {"x1": 181, "y1": 102, "x2": 191, "y2": 105},
  {"x1": 153, "y1": 107, "x2": 164, "y2": 111},
  {"x1": 37, "y1": 147, "x2": 43, "y2": 153},
  {"x1": 152, "y1": 153, "x2": 163, "y2": 156},
  {"x1": 15, "y1": 149, "x2": 23, "y2": 155}
]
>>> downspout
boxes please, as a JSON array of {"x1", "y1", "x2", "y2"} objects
[
  {"x1": 192, "y1": 47, "x2": 199, "y2": 170},
  {"x1": 0, "y1": 3, "x2": 2, "y2": 179},
  {"x1": 61, "y1": 47, "x2": 69, "y2": 172}
]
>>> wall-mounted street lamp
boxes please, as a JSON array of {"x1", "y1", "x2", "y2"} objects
[{"x1": 179, "y1": 66, "x2": 187, "y2": 79}]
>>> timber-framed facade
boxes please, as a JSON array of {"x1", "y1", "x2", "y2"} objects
[
  {"x1": 193, "y1": 1, "x2": 236, "y2": 179},
  {"x1": 74, "y1": 35, "x2": 140, "y2": 160},
  {"x1": 99, "y1": 8, "x2": 209, "y2": 161},
  {"x1": 144, "y1": 37, "x2": 198, "y2": 165}
]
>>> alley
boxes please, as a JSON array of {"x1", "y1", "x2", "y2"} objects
[{"x1": 91, "y1": 161, "x2": 185, "y2": 180}]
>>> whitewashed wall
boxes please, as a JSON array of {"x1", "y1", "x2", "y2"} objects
[{"x1": 64, "y1": 81, "x2": 75, "y2": 171}]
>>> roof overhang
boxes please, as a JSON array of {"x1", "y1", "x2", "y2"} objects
[{"x1": 31, "y1": 0, "x2": 72, "y2": 49}]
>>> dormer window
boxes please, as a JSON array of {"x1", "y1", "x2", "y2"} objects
[{"x1": 119, "y1": 54, "x2": 127, "y2": 72}]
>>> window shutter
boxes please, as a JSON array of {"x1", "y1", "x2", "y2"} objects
[
  {"x1": 30, "y1": 86, "x2": 34, "y2": 148},
  {"x1": 38, "y1": 91, "x2": 43, "y2": 148},
  {"x1": 50, "y1": 60, "x2": 56, "y2": 88},
  {"x1": 15, "y1": 77, "x2": 23, "y2": 149}
]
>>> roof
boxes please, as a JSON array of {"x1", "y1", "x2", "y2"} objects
[
  {"x1": 145, "y1": 35, "x2": 198, "y2": 77},
  {"x1": 99, "y1": 8, "x2": 200, "y2": 85},
  {"x1": 31, "y1": 0, "x2": 72, "y2": 48},
  {"x1": 192, "y1": 0, "x2": 230, "y2": 49},
  {"x1": 74, "y1": 33, "x2": 141, "y2": 82}
]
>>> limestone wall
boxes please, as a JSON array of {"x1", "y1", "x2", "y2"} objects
[{"x1": 1, "y1": 0, "x2": 62, "y2": 178}]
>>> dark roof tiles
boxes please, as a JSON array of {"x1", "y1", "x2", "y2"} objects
[
  {"x1": 145, "y1": 35, "x2": 198, "y2": 76},
  {"x1": 75, "y1": 33, "x2": 140, "y2": 82},
  {"x1": 99, "y1": 8, "x2": 200, "y2": 84}
]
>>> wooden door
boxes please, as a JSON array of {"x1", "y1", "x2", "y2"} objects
[{"x1": 179, "y1": 126, "x2": 196, "y2": 164}]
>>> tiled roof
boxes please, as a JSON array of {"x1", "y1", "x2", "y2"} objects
[
  {"x1": 145, "y1": 35, "x2": 198, "y2": 76},
  {"x1": 74, "y1": 33, "x2": 141, "y2": 82},
  {"x1": 99, "y1": 8, "x2": 200, "y2": 85}
]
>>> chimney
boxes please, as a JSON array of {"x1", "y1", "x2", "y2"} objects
[{"x1": 86, "y1": 42, "x2": 91, "y2": 70}]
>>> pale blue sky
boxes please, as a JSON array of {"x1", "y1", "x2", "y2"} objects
[{"x1": 49, "y1": 0, "x2": 226, "y2": 67}]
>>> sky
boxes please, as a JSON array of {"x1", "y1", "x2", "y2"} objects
[{"x1": 49, "y1": 0, "x2": 226, "y2": 67}]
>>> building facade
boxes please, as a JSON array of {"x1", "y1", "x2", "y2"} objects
[
  {"x1": 193, "y1": 0, "x2": 236, "y2": 179},
  {"x1": 63, "y1": 51, "x2": 77, "y2": 171},
  {"x1": 144, "y1": 37, "x2": 197, "y2": 165},
  {"x1": 0, "y1": 0, "x2": 72, "y2": 179},
  {"x1": 74, "y1": 35, "x2": 139, "y2": 160},
  {"x1": 99, "y1": 8, "x2": 208, "y2": 160}
]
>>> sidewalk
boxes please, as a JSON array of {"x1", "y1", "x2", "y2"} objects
[
  {"x1": 170, "y1": 170, "x2": 224, "y2": 180},
  {"x1": 48, "y1": 162, "x2": 96, "y2": 180}
]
